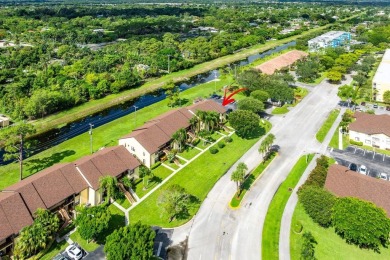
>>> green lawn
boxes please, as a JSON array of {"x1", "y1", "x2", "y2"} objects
[
  {"x1": 0, "y1": 75, "x2": 234, "y2": 190},
  {"x1": 315, "y1": 109, "x2": 340, "y2": 143},
  {"x1": 133, "y1": 165, "x2": 173, "y2": 198},
  {"x1": 328, "y1": 125, "x2": 348, "y2": 150},
  {"x1": 230, "y1": 152, "x2": 276, "y2": 208},
  {"x1": 272, "y1": 105, "x2": 290, "y2": 115},
  {"x1": 69, "y1": 204, "x2": 125, "y2": 252},
  {"x1": 40, "y1": 240, "x2": 68, "y2": 260},
  {"x1": 163, "y1": 160, "x2": 180, "y2": 170},
  {"x1": 262, "y1": 154, "x2": 314, "y2": 260},
  {"x1": 178, "y1": 145, "x2": 201, "y2": 160},
  {"x1": 290, "y1": 202, "x2": 390, "y2": 260},
  {"x1": 129, "y1": 133, "x2": 261, "y2": 227},
  {"x1": 116, "y1": 196, "x2": 131, "y2": 209}
]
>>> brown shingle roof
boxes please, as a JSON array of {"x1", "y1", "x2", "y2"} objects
[
  {"x1": 120, "y1": 100, "x2": 226, "y2": 154},
  {"x1": 75, "y1": 145, "x2": 140, "y2": 190},
  {"x1": 0, "y1": 192, "x2": 34, "y2": 241},
  {"x1": 349, "y1": 112, "x2": 390, "y2": 137},
  {"x1": 325, "y1": 164, "x2": 390, "y2": 217},
  {"x1": 255, "y1": 50, "x2": 308, "y2": 75}
]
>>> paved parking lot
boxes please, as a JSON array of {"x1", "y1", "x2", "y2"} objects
[
  {"x1": 153, "y1": 228, "x2": 173, "y2": 260},
  {"x1": 330, "y1": 146, "x2": 390, "y2": 179},
  {"x1": 56, "y1": 243, "x2": 88, "y2": 260}
]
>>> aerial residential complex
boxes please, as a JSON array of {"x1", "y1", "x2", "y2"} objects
[
  {"x1": 349, "y1": 112, "x2": 390, "y2": 150},
  {"x1": 308, "y1": 31, "x2": 351, "y2": 52},
  {"x1": 372, "y1": 49, "x2": 390, "y2": 102}
]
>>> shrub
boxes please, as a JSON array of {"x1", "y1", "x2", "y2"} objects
[
  {"x1": 224, "y1": 136, "x2": 233, "y2": 143},
  {"x1": 350, "y1": 139, "x2": 363, "y2": 146},
  {"x1": 298, "y1": 186, "x2": 336, "y2": 227},
  {"x1": 300, "y1": 155, "x2": 330, "y2": 189},
  {"x1": 192, "y1": 138, "x2": 200, "y2": 146},
  {"x1": 218, "y1": 142, "x2": 225, "y2": 148},
  {"x1": 300, "y1": 232, "x2": 317, "y2": 260},
  {"x1": 332, "y1": 197, "x2": 390, "y2": 251},
  {"x1": 209, "y1": 147, "x2": 219, "y2": 154},
  {"x1": 151, "y1": 161, "x2": 161, "y2": 170}
]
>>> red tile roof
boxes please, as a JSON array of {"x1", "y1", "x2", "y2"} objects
[
  {"x1": 349, "y1": 112, "x2": 390, "y2": 137},
  {"x1": 325, "y1": 164, "x2": 390, "y2": 217},
  {"x1": 255, "y1": 50, "x2": 308, "y2": 75},
  {"x1": 120, "y1": 100, "x2": 226, "y2": 154}
]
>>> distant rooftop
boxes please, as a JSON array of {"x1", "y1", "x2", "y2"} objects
[
  {"x1": 309, "y1": 31, "x2": 349, "y2": 44},
  {"x1": 373, "y1": 49, "x2": 390, "y2": 83}
]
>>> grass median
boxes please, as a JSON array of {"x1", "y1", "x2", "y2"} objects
[
  {"x1": 315, "y1": 109, "x2": 340, "y2": 143},
  {"x1": 262, "y1": 154, "x2": 314, "y2": 260},
  {"x1": 129, "y1": 133, "x2": 262, "y2": 227}
]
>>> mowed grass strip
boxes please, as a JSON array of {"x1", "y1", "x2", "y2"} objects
[
  {"x1": 290, "y1": 202, "x2": 390, "y2": 260},
  {"x1": 315, "y1": 109, "x2": 340, "y2": 143},
  {"x1": 0, "y1": 76, "x2": 232, "y2": 190},
  {"x1": 230, "y1": 152, "x2": 276, "y2": 208},
  {"x1": 129, "y1": 134, "x2": 260, "y2": 228},
  {"x1": 262, "y1": 154, "x2": 314, "y2": 260}
]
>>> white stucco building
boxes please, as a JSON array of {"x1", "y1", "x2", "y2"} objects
[
  {"x1": 349, "y1": 112, "x2": 390, "y2": 150},
  {"x1": 372, "y1": 49, "x2": 390, "y2": 102}
]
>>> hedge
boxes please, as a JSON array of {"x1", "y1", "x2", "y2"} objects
[
  {"x1": 350, "y1": 139, "x2": 363, "y2": 146},
  {"x1": 209, "y1": 147, "x2": 219, "y2": 154}
]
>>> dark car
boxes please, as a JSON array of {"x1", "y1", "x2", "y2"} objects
[
  {"x1": 386, "y1": 106, "x2": 390, "y2": 111},
  {"x1": 373, "y1": 104, "x2": 378, "y2": 109},
  {"x1": 361, "y1": 101, "x2": 366, "y2": 106},
  {"x1": 210, "y1": 94, "x2": 221, "y2": 99},
  {"x1": 349, "y1": 163, "x2": 358, "y2": 172}
]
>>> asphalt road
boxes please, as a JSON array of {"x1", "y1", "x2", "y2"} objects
[
  {"x1": 185, "y1": 79, "x2": 341, "y2": 260},
  {"x1": 331, "y1": 146, "x2": 390, "y2": 179}
]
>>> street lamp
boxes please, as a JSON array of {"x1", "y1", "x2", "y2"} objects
[
  {"x1": 133, "y1": 105, "x2": 138, "y2": 128},
  {"x1": 89, "y1": 123, "x2": 94, "y2": 154}
]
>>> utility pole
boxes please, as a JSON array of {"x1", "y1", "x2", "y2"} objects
[
  {"x1": 214, "y1": 70, "x2": 217, "y2": 93},
  {"x1": 89, "y1": 123, "x2": 94, "y2": 154},
  {"x1": 133, "y1": 105, "x2": 138, "y2": 128},
  {"x1": 167, "y1": 55, "x2": 171, "y2": 74}
]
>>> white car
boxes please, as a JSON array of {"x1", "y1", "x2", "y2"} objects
[
  {"x1": 65, "y1": 245, "x2": 83, "y2": 260},
  {"x1": 380, "y1": 173, "x2": 388, "y2": 181},
  {"x1": 358, "y1": 165, "x2": 367, "y2": 175}
]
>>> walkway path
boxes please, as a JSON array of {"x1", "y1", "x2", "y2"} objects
[{"x1": 279, "y1": 106, "x2": 345, "y2": 260}]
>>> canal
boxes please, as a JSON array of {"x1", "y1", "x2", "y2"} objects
[{"x1": 0, "y1": 41, "x2": 296, "y2": 164}]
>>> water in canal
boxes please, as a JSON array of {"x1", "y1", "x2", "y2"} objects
[{"x1": 0, "y1": 41, "x2": 296, "y2": 164}]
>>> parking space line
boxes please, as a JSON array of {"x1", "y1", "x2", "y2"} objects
[
  {"x1": 157, "y1": 242, "x2": 163, "y2": 256},
  {"x1": 383, "y1": 154, "x2": 386, "y2": 162}
]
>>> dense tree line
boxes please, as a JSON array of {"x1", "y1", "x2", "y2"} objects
[{"x1": 0, "y1": 3, "x2": 352, "y2": 120}]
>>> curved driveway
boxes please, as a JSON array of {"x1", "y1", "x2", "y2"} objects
[{"x1": 185, "y1": 80, "x2": 341, "y2": 260}]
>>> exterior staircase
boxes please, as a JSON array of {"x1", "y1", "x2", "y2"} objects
[{"x1": 118, "y1": 182, "x2": 136, "y2": 204}]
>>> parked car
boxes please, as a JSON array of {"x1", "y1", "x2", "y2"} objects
[
  {"x1": 373, "y1": 104, "x2": 378, "y2": 108},
  {"x1": 53, "y1": 254, "x2": 70, "y2": 260},
  {"x1": 210, "y1": 94, "x2": 221, "y2": 99},
  {"x1": 386, "y1": 106, "x2": 390, "y2": 111},
  {"x1": 358, "y1": 165, "x2": 367, "y2": 175},
  {"x1": 349, "y1": 163, "x2": 358, "y2": 172},
  {"x1": 361, "y1": 101, "x2": 366, "y2": 106},
  {"x1": 380, "y1": 173, "x2": 388, "y2": 181},
  {"x1": 65, "y1": 245, "x2": 83, "y2": 260}
]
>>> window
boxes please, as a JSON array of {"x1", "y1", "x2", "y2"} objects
[
  {"x1": 131, "y1": 146, "x2": 135, "y2": 152},
  {"x1": 143, "y1": 159, "x2": 145, "y2": 164},
  {"x1": 386, "y1": 138, "x2": 390, "y2": 146},
  {"x1": 365, "y1": 139, "x2": 371, "y2": 144},
  {"x1": 143, "y1": 152, "x2": 145, "y2": 156},
  {"x1": 355, "y1": 137, "x2": 360, "y2": 141}
]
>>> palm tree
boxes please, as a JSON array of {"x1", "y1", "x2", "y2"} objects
[
  {"x1": 231, "y1": 162, "x2": 248, "y2": 196},
  {"x1": 171, "y1": 128, "x2": 187, "y2": 152},
  {"x1": 196, "y1": 110, "x2": 207, "y2": 131},
  {"x1": 139, "y1": 166, "x2": 153, "y2": 189},
  {"x1": 189, "y1": 116, "x2": 199, "y2": 133},
  {"x1": 265, "y1": 133, "x2": 275, "y2": 152},
  {"x1": 99, "y1": 175, "x2": 118, "y2": 203}
]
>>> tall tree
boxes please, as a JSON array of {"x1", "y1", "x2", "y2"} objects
[
  {"x1": 383, "y1": 90, "x2": 390, "y2": 104},
  {"x1": 104, "y1": 223, "x2": 155, "y2": 260},
  {"x1": 238, "y1": 97, "x2": 265, "y2": 114},
  {"x1": 0, "y1": 122, "x2": 35, "y2": 180},
  {"x1": 75, "y1": 205, "x2": 111, "y2": 243},
  {"x1": 171, "y1": 128, "x2": 187, "y2": 152},
  {"x1": 139, "y1": 165, "x2": 153, "y2": 189},
  {"x1": 231, "y1": 162, "x2": 248, "y2": 195},
  {"x1": 229, "y1": 110, "x2": 260, "y2": 138},
  {"x1": 99, "y1": 175, "x2": 119, "y2": 202},
  {"x1": 158, "y1": 184, "x2": 192, "y2": 222}
]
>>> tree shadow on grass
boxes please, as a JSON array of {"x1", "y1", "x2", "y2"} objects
[{"x1": 25, "y1": 150, "x2": 76, "y2": 174}]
